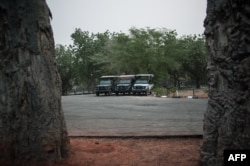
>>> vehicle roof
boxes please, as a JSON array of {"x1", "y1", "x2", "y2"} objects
[
  {"x1": 100, "y1": 75, "x2": 118, "y2": 78},
  {"x1": 119, "y1": 75, "x2": 135, "y2": 78},
  {"x1": 135, "y1": 74, "x2": 154, "y2": 77}
]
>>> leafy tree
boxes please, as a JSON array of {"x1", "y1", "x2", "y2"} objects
[
  {"x1": 97, "y1": 28, "x2": 155, "y2": 75},
  {"x1": 95, "y1": 27, "x2": 182, "y2": 87},
  {"x1": 96, "y1": 32, "x2": 134, "y2": 74},
  {"x1": 70, "y1": 29, "x2": 94, "y2": 90},
  {"x1": 63, "y1": 27, "x2": 206, "y2": 91},
  {"x1": 55, "y1": 45, "x2": 74, "y2": 95},
  {"x1": 70, "y1": 29, "x2": 112, "y2": 91},
  {"x1": 154, "y1": 29, "x2": 183, "y2": 88},
  {"x1": 179, "y1": 35, "x2": 206, "y2": 88}
]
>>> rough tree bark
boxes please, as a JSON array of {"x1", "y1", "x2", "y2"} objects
[
  {"x1": 0, "y1": 0, "x2": 69, "y2": 165},
  {"x1": 201, "y1": 0, "x2": 250, "y2": 165}
]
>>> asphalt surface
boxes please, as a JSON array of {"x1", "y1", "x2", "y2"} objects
[{"x1": 62, "y1": 94, "x2": 208, "y2": 136}]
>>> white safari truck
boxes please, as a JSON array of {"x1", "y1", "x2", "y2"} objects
[{"x1": 132, "y1": 74, "x2": 154, "y2": 96}]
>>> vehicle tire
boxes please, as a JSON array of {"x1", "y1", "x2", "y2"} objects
[
  {"x1": 96, "y1": 92, "x2": 99, "y2": 96},
  {"x1": 116, "y1": 92, "x2": 119, "y2": 96}
]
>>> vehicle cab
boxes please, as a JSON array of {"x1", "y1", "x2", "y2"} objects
[
  {"x1": 115, "y1": 75, "x2": 135, "y2": 95},
  {"x1": 132, "y1": 74, "x2": 154, "y2": 95},
  {"x1": 95, "y1": 75, "x2": 118, "y2": 96}
]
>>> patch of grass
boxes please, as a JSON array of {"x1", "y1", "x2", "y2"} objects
[
  {"x1": 153, "y1": 87, "x2": 167, "y2": 96},
  {"x1": 153, "y1": 87, "x2": 177, "y2": 96}
]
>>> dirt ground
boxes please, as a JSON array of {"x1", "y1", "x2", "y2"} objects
[
  {"x1": 53, "y1": 89, "x2": 205, "y2": 166},
  {"x1": 53, "y1": 137, "x2": 202, "y2": 166},
  {"x1": 171, "y1": 89, "x2": 208, "y2": 98}
]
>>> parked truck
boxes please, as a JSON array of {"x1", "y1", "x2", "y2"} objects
[
  {"x1": 115, "y1": 75, "x2": 135, "y2": 95},
  {"x1": 132, "y1": 74, "x2": 154, "y2": 96},
  {"x1": 95, "y1": 75, "x2": 118, "y2": 96}
]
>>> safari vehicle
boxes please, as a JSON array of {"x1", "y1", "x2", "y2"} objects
[
  {"x1": 95, "y1": 75, "x2": 118, "y2": 96},
  {"x1": 115, "y1": 75, "x2": 135, "y2": 95},
  {"x1": 132, "y1": 74, "x2": 154, "y2": 96}
]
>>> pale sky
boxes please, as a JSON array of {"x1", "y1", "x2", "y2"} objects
[{"x1": 46, "y1": 0, "x2": 207, "y2": 46}]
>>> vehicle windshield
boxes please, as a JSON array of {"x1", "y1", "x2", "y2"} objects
[
  {"x1": 100, "y1": 80, "x2": 111, "y2": 84},
  {"x1": 135, "y1": 80, "x2": 148, "y2": 84},
  {"x1": 118, "y1": 79, "x2": 131, "y2": 84}
]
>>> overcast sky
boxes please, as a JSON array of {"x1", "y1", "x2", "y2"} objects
[{"x1": 46, "y1": 0, "x2": 207, "y2": 46}]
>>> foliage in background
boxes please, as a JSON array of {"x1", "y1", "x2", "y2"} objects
[
  {"x1": 55, "y1": 27, "x2": 207, "y2": 93},
  {"x1": 69, "y1": 29, "x2": 113, "y2": 91},
  {"x1": 55, "y1": 45, "x2": 74, "y2": 95},
  {"x1": 178, "y1": 35, "x2": 206, "y2": 88},
  {"x1": 153, "y1": 87, "x2": 177, "y2": 97}
]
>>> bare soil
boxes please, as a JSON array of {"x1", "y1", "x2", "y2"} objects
[
  {"x1": 53, "y1": 137, "x2": 202, "y2": 166},
  {"x1": 53, "y1": 89, "x2": 205, "y2": 166},
  {"x1": 171, "y1": 89, "x2": 208, "y2": 98}
]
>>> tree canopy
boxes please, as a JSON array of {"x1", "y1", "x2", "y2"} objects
[{"x1": 55, "y1": 27, "x2": 206, "y2": 94}]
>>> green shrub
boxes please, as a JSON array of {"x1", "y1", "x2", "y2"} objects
[
  {"x1": 154, "y1": 87, "x2": 169, "y2": 96},
  {"x1": 169, "y1": 87, "x2": 177, "y2": 94}
]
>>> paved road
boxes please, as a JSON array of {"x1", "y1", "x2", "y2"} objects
[{"x1": 62, "y1": 95, "x2": 208, "y2": 136}]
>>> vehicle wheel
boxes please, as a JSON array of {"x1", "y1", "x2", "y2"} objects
[
  {"x1": 116, "y1": 92, "x2": 119, "y2": 96},
  {"x1": 96, "y1": 93, "x2": 99, "y2": 96}
]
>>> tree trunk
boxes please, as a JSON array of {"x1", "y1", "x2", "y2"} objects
[
  {"x1": 0, "y1": 0, "x2": 69, "y2": 165},
  {"x1": 201, "y1": 0, "x2": 250, "y2": 165},
  {"x1": 195, "y1": 78, "x2": 200, "y2": 89}
]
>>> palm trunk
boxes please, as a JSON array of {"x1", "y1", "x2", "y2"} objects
[
  {"x1": 201, "y1": 0, "x2": 250, "y2": 165},
  {"x1": 0, "y1": 0, "x2": 69, "y2": 165}
]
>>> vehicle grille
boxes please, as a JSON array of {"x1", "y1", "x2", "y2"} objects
[
  {"x1": 97, "y1": 87, "x2": 107, "y2": 90},
  {"x1": 134, "y1": 86, "x2": 145, "y2": 90},
  {"x1": 117, "y1": 86, "x2": 127, "y2": 90}
]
